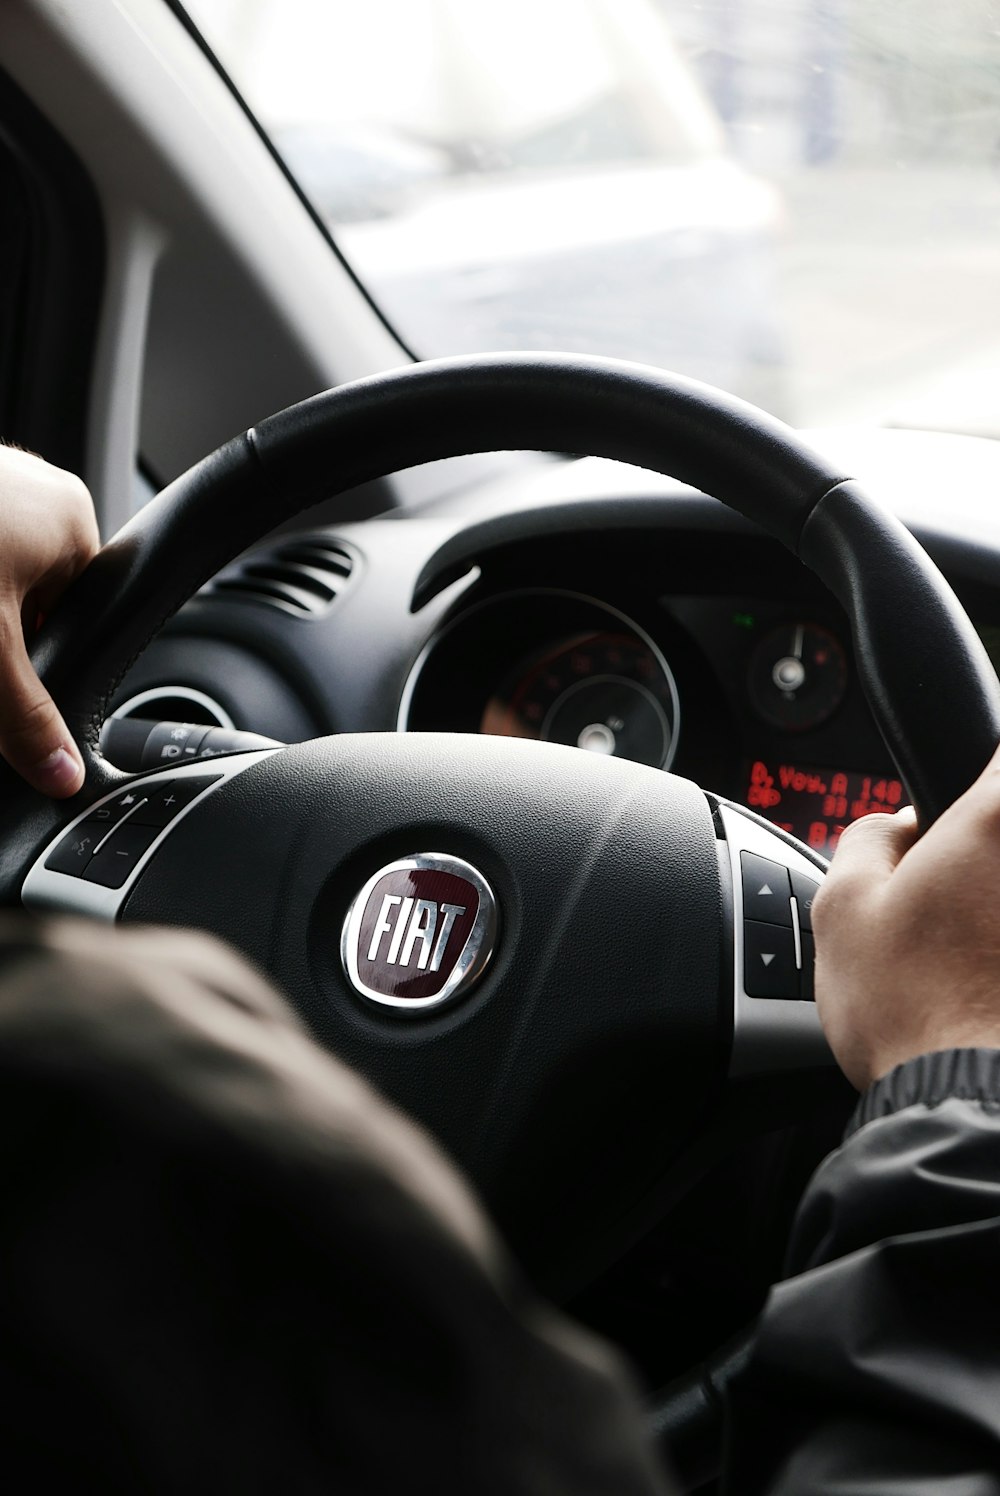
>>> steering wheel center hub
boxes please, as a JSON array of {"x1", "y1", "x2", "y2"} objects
[{"x1": 82, "y1": 731, "x2": 726, "y2": 1278}]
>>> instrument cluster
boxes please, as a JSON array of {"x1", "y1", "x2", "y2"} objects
[{"x1": 401, "y1": 587, "x2": 909, "y2": 857}]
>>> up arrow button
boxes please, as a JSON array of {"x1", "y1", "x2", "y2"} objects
[{"x1": 740, "y1": 851, "x2": 792, "y2": 927}]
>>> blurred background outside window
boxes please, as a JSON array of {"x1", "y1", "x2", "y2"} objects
[{"x1": 185, "y1": 0, "x2": 1000, "y2": 435}]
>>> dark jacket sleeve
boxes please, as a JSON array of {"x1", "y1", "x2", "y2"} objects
[
  {"x1": 724, "y1": 1048, "x2": 1000, "y2": 1496},
  {"x1": 0, "y1": 916, "x2": 673, "y2": 1496}
]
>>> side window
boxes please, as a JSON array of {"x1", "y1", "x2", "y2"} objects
[{"x1": 0, "y1": 70, "x2": 104, "y2": 477}]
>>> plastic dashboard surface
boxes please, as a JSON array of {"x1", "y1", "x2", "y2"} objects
[{"x1": 108, "y1": 429, "x2": 1000, "y2": 839}]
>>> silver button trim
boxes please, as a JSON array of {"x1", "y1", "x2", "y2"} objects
[
  {"x1": 718, "y1": 802, "x2": 833, "y2": 1076},
  {"x1": 21, "y1": 750, "x2": 281, "y2": 922}
]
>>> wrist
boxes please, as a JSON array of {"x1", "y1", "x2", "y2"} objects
[{"x1": 848, "y1": 1046, "x2": 1000, "y2": 1139}]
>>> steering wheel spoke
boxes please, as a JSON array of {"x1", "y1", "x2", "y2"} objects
[
  {"x1": 22, "y1": 751, "x2": 280, "y2": 920},
  {"x1": 714, "y1": 800, "x2": 831, "y2": 1076}
]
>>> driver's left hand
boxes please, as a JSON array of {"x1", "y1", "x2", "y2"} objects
[{"x1": 0, "y1": 445, "x2": 99, "y2": 797}]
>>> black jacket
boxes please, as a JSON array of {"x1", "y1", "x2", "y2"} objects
[
  {"x1": 724, "y1": 1047, "x2": 1000, "y2": 1494},
  {"x1": 1, "y1": 916, "x2": 998, "y2": 1493}
]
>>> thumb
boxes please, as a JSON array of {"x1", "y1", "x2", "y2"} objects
[
  {"x1": 812, "y1": 804, "x2": 919, "y2": 934},
  {"x1": 826, "y1": 803, "x2": 919, "y2": 887},
  {"x1": 0, "y1": 617, "x2": 84, "y2": 796}
]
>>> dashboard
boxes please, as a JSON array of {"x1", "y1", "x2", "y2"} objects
[{"x1": 107, "y1": 427, "x2": 1000, "y2": 863}]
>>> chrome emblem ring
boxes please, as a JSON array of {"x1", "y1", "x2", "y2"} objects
[{"x1": 341, "y1": 852, "x2": 498, "y2": 1010}]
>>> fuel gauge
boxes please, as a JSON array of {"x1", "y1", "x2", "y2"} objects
[{"x1": 748, "y1": 622, "x2": 847, "y2": 731}]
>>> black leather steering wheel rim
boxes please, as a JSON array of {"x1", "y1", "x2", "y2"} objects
[
  {"x1": 34, "y1": 354, "x2": 1000, "y2": 793},
  {"x1": 2, "y1": 350, "x2": 998, "y2": 890}
]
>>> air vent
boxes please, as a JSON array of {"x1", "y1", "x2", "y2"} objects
[{"x1": 201, "y1": 536, "x2": 357, "y2": 618}]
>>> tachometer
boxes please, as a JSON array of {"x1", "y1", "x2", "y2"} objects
[{"x1": 481, "y1": 631, "x2": 678, "y2": 769}]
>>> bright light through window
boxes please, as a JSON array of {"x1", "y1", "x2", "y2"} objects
[{"x1": 185, "y1": 0, "x2": 1000, "y2": 437}]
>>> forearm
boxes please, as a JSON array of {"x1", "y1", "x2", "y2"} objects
[
  {"x1": 724, "y1": 1049, "x2": 1000, "y2": 1494},
  {"x1": 0, "y1": 916, "x2": 675, "y2": 1496}
]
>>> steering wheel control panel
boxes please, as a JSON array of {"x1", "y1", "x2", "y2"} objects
[
  {"x1": 717, "y1": 801, "x2": 832, "y2": 1076},
  {"x1": 22, "y1": 751, "x2": 280, "y2": 921},
  {"x1": 740, "y1": 850, "x2": 819, "y2": 1002},
  {"x1": 44, "y1": 774, "x2": 223, "y2": 887}
]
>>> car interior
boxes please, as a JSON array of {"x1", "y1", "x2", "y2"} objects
[{"x1": 3, "y1": 3, "x2": 1000, "y2": 1492}]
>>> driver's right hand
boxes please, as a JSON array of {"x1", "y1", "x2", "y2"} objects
[{"x1": 814, "y1": 746, "x2": 1000, "y2": 1088}]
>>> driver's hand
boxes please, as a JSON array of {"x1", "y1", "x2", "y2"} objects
[
  {"x1": 0, "y1": 446, "x2": 99, "y2": 796},
  {"x1": 814, "y1": 744, "x2": 1000, "y2": 1088}
]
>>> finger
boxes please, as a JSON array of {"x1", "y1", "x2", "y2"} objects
[
  {"x1": 831, "y1": 804, "x2": 917, "y2": 876},
  {"x1": 0, "y1": 615, "x2": 83, "y2": 796},
  {"x1": 814, "y1": 806, "x2": 919, "y2": 924},
  {"x1": 30, "y1": 496, "x2": 100, "y2": 611}
]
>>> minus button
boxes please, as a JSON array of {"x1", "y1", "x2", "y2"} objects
[{"x1": 84, "y1": 823, "x2": 161, "y2": 889}]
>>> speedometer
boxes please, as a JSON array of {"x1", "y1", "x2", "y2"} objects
[
  {"x1": 400, "y1": 589, "x2": 681, "y2": 773},
  {"x1": 481, "y1": 631, "x2": 678, "y2": 769}
]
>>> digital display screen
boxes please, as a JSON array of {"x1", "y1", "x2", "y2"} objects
[{"x1": 745, "y1": 759, "x2": 909, "y2": 856}]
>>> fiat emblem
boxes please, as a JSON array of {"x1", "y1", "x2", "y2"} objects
[{"x1": 341, "y1": 853, "x2": 498, "y2": 1010}]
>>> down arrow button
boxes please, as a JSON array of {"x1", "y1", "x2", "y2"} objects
[{"x1": 744, "y1": 920, "x2": 799, "y2": 999}]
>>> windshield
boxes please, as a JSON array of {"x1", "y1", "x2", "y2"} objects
[{"x1": 184, "y1": 0, "x2": 1000, "y2": 437}]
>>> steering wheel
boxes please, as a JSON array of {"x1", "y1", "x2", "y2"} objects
[{"x1": 4, "y1": 354, "x2": 1000, "y2": 1482}]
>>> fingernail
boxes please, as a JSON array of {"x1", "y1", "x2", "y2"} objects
[{"x1": 35, "y1": 746, "x2": 83, "y2": 795}]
